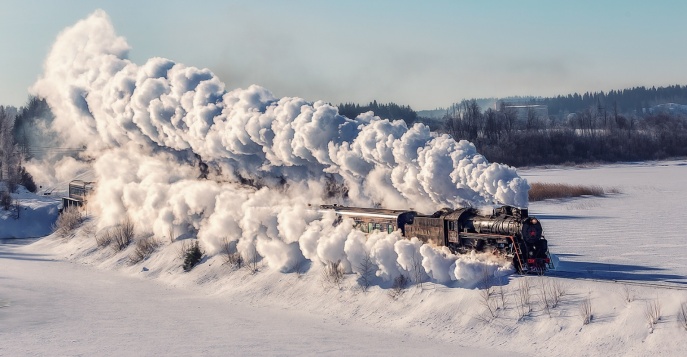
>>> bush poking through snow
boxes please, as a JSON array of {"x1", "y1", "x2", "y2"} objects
[
  {"x1": 645, "y1": 299, "x2": 662, "y2": 332},
  {"x1": 220, "y1": 238, "x2": 243, "y2": 269},
  {"x1": 111, "y1": 218, "x2": 135, "y2": 251},
  {"x1": 95, "y1": 229, "x2": 113, "y2": 247},
  {"x1": 389, "y1": 275, "x2": 410, "y2": 299},
  {"x1": 678, "y1": 302, "x2": 687, "y2": 331},
  {"x1": 53, "y1": 207, "x2": 82, "y2": 238},
  {"x1": 579, "y1": 297, "x2": 593, "y2": 325},
  {"x1": 321, "y1": 260, "x2": 344, "y2": 289},
  {"x1": 540, "y1": 277, "x2": 566, "y2": 316},
  {"x1": 182, "y1": 240, "x2": 203, "y2": 272},
  {"x1": 621, "y1": 284, "x2": 634, "y2": 303},
  {"x1": 516, "y1": 278, "x2": 532, "y2": 319},
  {"x1": 245, "y1": 243, "x2": 260, "y2": 274},
  {"x1": 129, "y1": 236, "x2": 159, "y2": 264}
]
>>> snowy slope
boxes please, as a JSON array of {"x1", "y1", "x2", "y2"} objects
[
  {"x1": 0, "y1": 184, "x2": 60, "y2": 239},
  {"x1": 2, "y1": 162, "x2": 687, "y2": 356}
]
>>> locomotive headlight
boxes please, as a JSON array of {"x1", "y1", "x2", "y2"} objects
[{"x1": 530, "y1": 218, "x2": 538, "y2": 224}]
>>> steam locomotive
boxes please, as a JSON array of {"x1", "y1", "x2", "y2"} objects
[{"x1": 320, "y1": 204, "x2": 552, "y2": 274}]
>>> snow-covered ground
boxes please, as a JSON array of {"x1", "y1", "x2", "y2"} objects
[
  {"x1": 522, "y1": 160, "x2": 687, "y2": 283},
  {"x1": 0, "y1": 184, "x2": 60, "y2": 239},
  {"x1": 2, "y1": 161, "x2": 687, "y2": 356}
]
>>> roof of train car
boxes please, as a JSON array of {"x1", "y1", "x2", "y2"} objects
[{"x1": 319, "y1": 205, "x2": 412, "y2": 219}]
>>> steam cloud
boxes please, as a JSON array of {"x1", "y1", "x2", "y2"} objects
[{"x1": 31, "y1": 10, "x2": 528, "y2": 285}]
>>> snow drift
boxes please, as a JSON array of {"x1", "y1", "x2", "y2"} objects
[{"x1": 28, "y1": 10, "x2": 529, "y2": 285}]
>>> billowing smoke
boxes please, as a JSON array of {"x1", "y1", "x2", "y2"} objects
[{"x1": 30, "y1": 10, "x2": 527, "y2": 286}]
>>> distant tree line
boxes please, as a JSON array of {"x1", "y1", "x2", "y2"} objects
[
  {"x1": 441, "y1": 99, "x2": 687, "y2": 167},
  {"x1": 0, "y1": 98, "x2": 42, "y2": 195},
  {"x1": 337, "y1": 101, "x2": 418, "y2": 127}
]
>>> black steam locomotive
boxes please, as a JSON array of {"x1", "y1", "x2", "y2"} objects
[{"x1": 320, "y1": 204, "x2": 552, "y2": 274}]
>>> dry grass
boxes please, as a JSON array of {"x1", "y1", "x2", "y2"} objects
[
  {"x1": 111, "y1": 218, "x2": 135, "y2": 252},
  {"x1": 219, "y1": 238, "x2": 244, "y2": 270},
  {"x1": 528, "y1": 182, "x2": 610, "y2": 201},
  {"x1": 645, "y1": 299, "x2": 662, "y2": 333},
  {"x1": 678, "y1": 302, "x2": 687, "y2": 331},
  {"x1": 53, "y1": 207, "x2": 83, "y2": 239},
  {"x1": 579, "y1": 297, "x2": 593, "y2": 325},
  {"x1": 389, "y1": 274, "x2": 410, "y2": 299},
  {"x1": 129, "y1": 236, "x2": 159, "y2": 264},
  {"x1": 321, "y1": 260, "x2": 345, "y2": 289}
]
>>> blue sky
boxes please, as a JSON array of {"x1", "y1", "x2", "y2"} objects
[{"x1": 2, "y1": 0, "x2": 686, "y2": 109}]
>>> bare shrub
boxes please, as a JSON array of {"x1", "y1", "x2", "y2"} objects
[
  {"x1": 678, "y1": 302, "x2": 687, "y2": 331},
  {"x1": 322, "y1": 260, "x2": 345, "y2": 289},
  {"x1": 579, "y1": 297, "x2": 593, "y2": 325},
  {"x1": 245, "y1": 243, "x2": 260, "y2": 274},
  {"x1": 219, "y1": 238, "x2": 243, "y2": 270},
  {"x1": 645, "y1": 299, "x2": 662, "y2": 332},
  {"x1": 82, "y1": 221, "x2": 96, "y2": 239},
  {"x1": 111, "y1": 218, "x2": 135, "y2": 252},
  {"x1": 356, "y1": 253, "x2": 376, "y2": 292},
  {"x1": 496, "y1": 280, "x2": 508, "y2": 310},
  {"x1": 53, "y1": 207, "x2": 83, "y2": 238},
  {"x1": 129, "y1": 236, "x2": 159, "y2": 264},
  {"x1": 516, "y1": 278, "x2": 532, "y2": 319},
  {"x1": 389, "y1": 274, "x2": 410, "y2": 299},
  {"x1": 478, "y1": 287, "x2": 499, "y2": 321},
  {"x1": 540, "y1": 277, "x2": 566, "y2": 316},
  {"x1": 95, "y1": 229, "x2": 113, "y2": 247},
  {"x1": 528, "y1": 182, "x2": 606, "y2": 201}
]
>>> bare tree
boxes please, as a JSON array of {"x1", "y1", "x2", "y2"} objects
[
  {"x1": 356, "y1": 253, "x2": 375, "y2": 292},
  {"x1": 409, "y1": 250, "x2": 424, "y2": 288}
]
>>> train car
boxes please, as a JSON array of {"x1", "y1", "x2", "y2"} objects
[
  {"x1": 61, "y1": 180, "x2": 95, "y2": 211},
  {"x1": 319, "y1": 204, "x2": 552, "y2": 274}
]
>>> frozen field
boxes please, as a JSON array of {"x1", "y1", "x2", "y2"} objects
[
  {"x1": 522, "y1": 160, "x2": 687, "y2": 284},
  {"x1": 2, "y1": 161, "x2": 687, "y2": 356}
]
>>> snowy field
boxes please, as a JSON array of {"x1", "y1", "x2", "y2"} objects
[
  {"x1": 2, "y1": 161, "x2": 687, "y2": 356},
  {"x1": 522, "y1": 160, "x2": 687, "y2": 283}
]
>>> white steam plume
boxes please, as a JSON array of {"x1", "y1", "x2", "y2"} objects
[{"x1": 31, "y1": 10, "x2": 527, "y2": 285}]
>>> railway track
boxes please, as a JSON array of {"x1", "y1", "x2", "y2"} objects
[{"x1": 546, "y1": 270, "x2": 687, "y2": 291}]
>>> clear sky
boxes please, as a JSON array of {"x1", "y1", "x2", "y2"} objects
[{"x1": 2, "y1": 0, "x2": 686, "y2": 110}]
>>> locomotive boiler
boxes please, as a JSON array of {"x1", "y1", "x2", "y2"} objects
[{"x1": 320, "y1": 204, "x2": 552, "y2": 274}]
